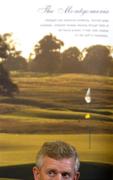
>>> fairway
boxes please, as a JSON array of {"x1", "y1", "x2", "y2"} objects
[
  {"x1": 0, "y1": 133, "x2": 113, "y2": 166},
  {"x1": 0, "y1": 72, "x2": 113, "y2": 134}
]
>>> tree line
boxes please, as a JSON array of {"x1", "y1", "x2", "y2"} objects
[
  {"x1": 0, "y1": 32, "x2": 113, "y2": 95},
  {"x1": 1, "y1": 32, "x2": 113, "y2": 75}
]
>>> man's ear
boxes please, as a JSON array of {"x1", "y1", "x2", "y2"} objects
[
  {"x1": 74, "y1": 172, "x2": 80, "y2": 180},
  {"x1": 32, "y1": 166, "x2": 40, "y2": 180}
]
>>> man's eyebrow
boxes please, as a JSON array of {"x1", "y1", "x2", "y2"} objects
[
  {"x1": 62, "y1": 171, "x2": 71, "y2": 174},
  {"x1": 46, "y1": 168, "x2": 57, "y2": 172},
  {"x1": 62, "y1": 171, "x2": 70, "y2": 174}
]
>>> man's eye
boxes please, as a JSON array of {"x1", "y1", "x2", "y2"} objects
[
  {"x1": 62, "y1": 172, "x2": 71, "y2": 179},
  {"x1": 47, "y1": 170, "x2": 56, "y2": 177}
]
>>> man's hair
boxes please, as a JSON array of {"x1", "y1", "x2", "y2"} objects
[{"x1": 35, "y1": 141, "x2": 80, "y2": 172}]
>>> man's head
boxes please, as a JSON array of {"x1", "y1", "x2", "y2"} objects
[{"x1": 33, "y1": 141, "x2": 80, "y2": 180}]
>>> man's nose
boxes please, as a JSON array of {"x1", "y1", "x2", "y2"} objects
[{"x1": 55, "y1": 173, "x2": 63, "y2": 180}]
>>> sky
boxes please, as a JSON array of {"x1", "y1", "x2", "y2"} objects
[{"x1": 0, "y1": 0, "x2": 112, "y2": 58}]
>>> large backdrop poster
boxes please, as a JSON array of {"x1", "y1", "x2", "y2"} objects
[{"x1": 0, "y1": 0, "x2": 113, "y2": 179}]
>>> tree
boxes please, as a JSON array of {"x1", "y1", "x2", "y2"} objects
[
  {"x1": 82, "y1": 45, "x2": 113, "y2": 75},
  {"x1": 0, "y1": 33, "x2": 18, "y2": 96},
  {"x1": 0, "y1": 63, "x2": 18, "y2": 96},
  {"x1": 3, "y1": 52, "x2": 28, "y2": 71},
  {"x1": 60, "y1": 47, "x2": 82, "y2": 73},
  {"x1": 0, "y1": 34, "x2": 9, "y2": 59},
  {"x1": 0, "y1": 33, "x2": 27, "y2": 71},
  {"x1": 29, "y1": 34, "x2": 64, "y2": 73},
  {"x1": 0, "y1": 33, "x2": 16, "y2": 60}
]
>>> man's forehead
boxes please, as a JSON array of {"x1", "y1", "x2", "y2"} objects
[
  {"x1": 43, "y1": 155, "x2": 74, "y2": 162},
  {"x1": 41, "y1": 156, "x2": 75, "y2": 169}
]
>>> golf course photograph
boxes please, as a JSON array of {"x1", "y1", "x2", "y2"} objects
[
  {"x1": 0, "y1": 26, "x2": 113, "y2": 179},
  {"x1": 0, "y1": 0, "x2": 113, "y2": 178}
]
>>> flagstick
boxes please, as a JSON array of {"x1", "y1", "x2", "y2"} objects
[
  {"x1": 84, "y1": 88, "x2": 92, "y2": 149},
  {"x1": 85, "y1": 112, "x2": 92, "y2": 149},
  {"x1": 89, "y1": 123, "x2": 91, "y2": 149},
  {"x1": 88, "y1": 109, "x2": 91, "y2": 149}
]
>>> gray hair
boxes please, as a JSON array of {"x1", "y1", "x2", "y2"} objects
[{"x1": 35, "y1": 141, "x2": 80, "y2": 172}]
